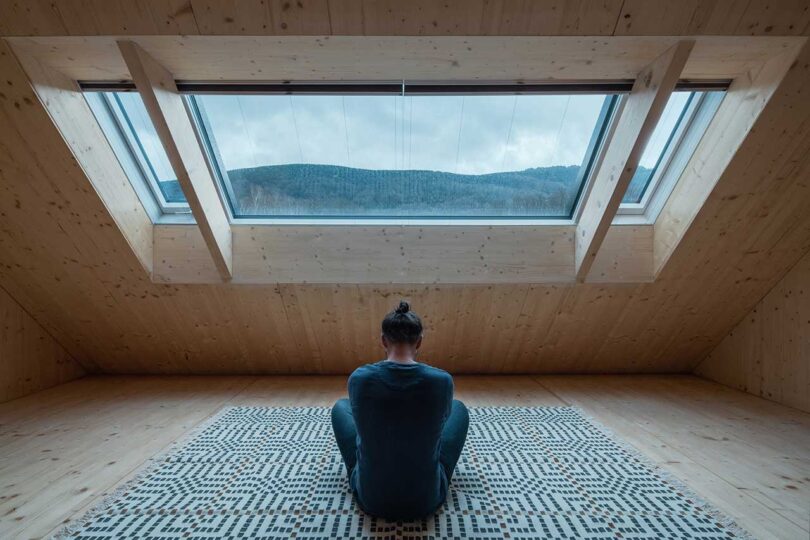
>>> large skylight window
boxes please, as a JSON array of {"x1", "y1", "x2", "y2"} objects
[
  {"x1": 623, "y1": 92, "x2": 693, "y2": 204},
  {"x1": 189, "y1": 93, "x2": 616, "y2": 219},
  {"x1": 619, "y1": 90, "x2": 724, "y2": 217},
  {"x1": 86, "y1": 83, "x2": 724, "y2": 223},
  {"x1": 86, "y1": 92, "x2": 189, "y2": 215}
]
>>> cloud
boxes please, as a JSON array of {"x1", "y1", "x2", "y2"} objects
[
  {"x1": 115, "y1": 89, "x2": 692, "y2": 191},
  {"x1": 196, "y1": 93, "x2": 609, "y2": 176}
]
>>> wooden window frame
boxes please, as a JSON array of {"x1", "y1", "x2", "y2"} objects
[{"x1": 8, "y1": 35, "x2": 804, "y2": 284}]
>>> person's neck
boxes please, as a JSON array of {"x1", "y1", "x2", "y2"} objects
[{"x1": 386, "y1": 354, "x2": 417, "y2": 365}]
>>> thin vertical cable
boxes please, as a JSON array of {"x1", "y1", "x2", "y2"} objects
[
  {"x1": 408, "y1": 96, "x2": 414, "y2": 169},
  {"x1": 342, "y1": 96, "x2": 351, "y2": 168},
  {"x1": 501, "y1": 95, "x2": 518, "y2": 171},
  {"x1": 236, "y1": 96, "x2": 259, "y2": 167},
  {"x1": 401, "y1": 94, "x2": 406, "y2": 170},
  {"x1": 454, "y1": 96, "x2": 466, "y2": 174},
  {"x1": 549, "y1": 95, "x2": 571, "y2": 166},
  {"x1": 393, "y1": 94, "x2": 398, "y2": 169},
  {"x1": 288, "y1": 95, "x2": 304, "y2": 163}
]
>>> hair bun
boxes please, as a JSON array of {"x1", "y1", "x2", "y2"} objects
[{"x1": 395, "y1": 301, "x2": 410, "y2": 314}]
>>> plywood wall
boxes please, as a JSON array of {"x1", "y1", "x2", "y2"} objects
[
  {"x1": 0, "y1": 285, "x2": 84, "y2": 402},
  {"x1": 0, "y1": 2, "x2": 809, "y2": 376},
  {"x1": 696, "y1": 250, "x2": 810, "y2": 412},
  {"x1": 0, "y1": 0, "x2": 808, "y2": 37},
  {"x1": 0, "y1": 36, "x2": 808, "y2": 376}
]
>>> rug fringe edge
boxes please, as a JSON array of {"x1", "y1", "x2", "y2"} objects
[{"x1": 572, "y1": 407, "x2": 757, "y2": 540}]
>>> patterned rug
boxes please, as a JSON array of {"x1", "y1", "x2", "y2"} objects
[{"x1": 55, "y1": 406, "x2": 751, "y2": 539}]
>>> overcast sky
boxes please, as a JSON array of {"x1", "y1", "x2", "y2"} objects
[
  {"x1": 198, "y1": 93, "x2": 607, "y2": 175},
  {"x1": 119, "y1": 91, "x2": 689, "y2": 182}
]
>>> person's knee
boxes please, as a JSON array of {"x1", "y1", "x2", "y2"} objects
[
  {"x1": 452, "y1": 400, "x2": 469, "y2": 424},
  {"x1": 452, "y1": 399, "x2": 468, "y2": 412},
  {"x1": 333, "y1": 397, "x2": 350, "y2": 410},
  {"x1": 331, "y1": 398, "x2": 350, "y2": 423}
]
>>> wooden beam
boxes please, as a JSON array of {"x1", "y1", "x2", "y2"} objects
[
  {"x1": 118, "y1": 40, "x2": 232, "y2": 280},
  {"x1": 652, "y1": 43, "x2": 802, "y2": 275},
  {"x1": 8, "y1": 36, "x2": 798, "y2": 83},
  {"x1": 575, "y1": 40, "x2": 693, "y2": 281},
  {"x1": 9, "y1": 42, "x2": 155, "y2": 276}
]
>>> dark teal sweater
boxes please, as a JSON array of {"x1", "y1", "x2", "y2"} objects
[{"x1": 347, "y1": 361, "x2": 453, "y2": 520}]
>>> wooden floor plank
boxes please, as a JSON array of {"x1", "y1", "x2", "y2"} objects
[
  {"x1": 0, "y1": 375, "x2": 806, "y2": 539},
  {"x1": 536, "y1": 375, "x2": 810, "y2": 539},
  {"x1": 0, "y1": 376, "x2": 257, "y2": 539}
]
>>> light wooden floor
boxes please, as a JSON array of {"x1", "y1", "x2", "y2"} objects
[{"x1": 0, "y1": 376, "x2": 808, "y2": 539}]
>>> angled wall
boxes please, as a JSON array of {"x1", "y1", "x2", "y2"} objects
[
  {"x1": 0, "y1": 37, "x2": 807, "y2": 375},
  {"x1": 0, "y1": 285, "x2": 84, "y2": 402},
  {"x1": 0, "y1": 5, "x2": 809, "y2": 376},
  {"x1": 696, "y1": 250, "x2": 810, "y2": 413}
]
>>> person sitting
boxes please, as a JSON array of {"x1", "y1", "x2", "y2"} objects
[{"x1": 331, "y1": 301, "x2": 469, "y2": 521}]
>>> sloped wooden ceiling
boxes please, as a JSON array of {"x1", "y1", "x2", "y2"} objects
[
  {"x1": 1, "y1": 0, "x2": 809, "y2": 37},
  {"x1": 0, "y1": 1, "x2": 809, "y2": 375}
]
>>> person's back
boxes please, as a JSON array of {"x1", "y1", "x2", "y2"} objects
[
  {"x1": 331, "y1": 301, "x2": 469, "y2": 521},
  {"x1": 349, "y1": 360, "x2": 452, "y2": 518}
]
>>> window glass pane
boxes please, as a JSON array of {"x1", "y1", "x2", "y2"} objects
[
  {"x1": 107, "y1": 92, "x2": 186, "y2": 204},
  {"x1": 622, "y1": 91, "x2": 693, "y2": 204},
  {"x1": 193, "y1": 93, "x2": 614, "y2": 218}
]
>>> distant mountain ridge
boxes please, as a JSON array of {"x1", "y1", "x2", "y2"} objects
[{"x1": 159, "y1": 163, "x2": 650, "y2": 216}]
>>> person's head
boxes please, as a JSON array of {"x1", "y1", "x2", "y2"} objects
[{"x1": 381, "y1": 301, "x2": 423, "y2": 359}]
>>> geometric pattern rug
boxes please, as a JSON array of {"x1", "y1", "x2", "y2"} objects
[{"x1": 54, "y1": 406, "x2": 752, "y2": 539}]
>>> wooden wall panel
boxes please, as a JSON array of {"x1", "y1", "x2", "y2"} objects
[
  {"x1": 154, "y1": 224, "x2": 652, "y2": 285},
  {"x1": 614, "y1": 0, "x2": 810, "y2": 36},
  {"x1": 587, "y1": 226, "x2": 653, "y2": 283},
  {"x1": 0, "y1": 40, "x2": 161, "y2": 370},
  {"x1": 0, "y1": 285, "x2": 84, "y2": 402},
  {"x1": 154, "y1": 224, "x2": 576, "y2": 284},
  {"x1": 0, "y1": 24, "x2": 808, "y2": 375},
  {"x1": 153, "y1": 224, "x2": 653, "y2": 284},
  {"x1": 9, "y1": 35, "x2": 799, "y2": 82},
  {"x1": 653, "y1": 44, "x2": 801, "y2": 274},
  {"x1": 153, "y1": 225, "x2": 221, "y2": 283},
  {"x1": 695, "y1": 250, "x2": 810, "y2": 412},
  {"x1": 13, "y1": 48, "x2": 154, "y2": 275},
  {"x1": 1, "y1": 0, "x2": 809, "y2": 37},
  {"x1": 0, "y1": 40, "x2": 808, "y2": 375}
]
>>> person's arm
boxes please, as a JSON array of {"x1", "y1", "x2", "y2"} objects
[
  {"x1": 444, "y1": 372, "x2": 454, "y2": 420},
  {"x1": 348, "y1": 366, "x2": 371, "y2": 414},
  {"x1": 348, "y1": 368, "x2": 360, "y2": 407}
]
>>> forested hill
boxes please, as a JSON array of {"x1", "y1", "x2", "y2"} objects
[{"x1": 161, "y1": 163, "x2": 649, "y2": 215}]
